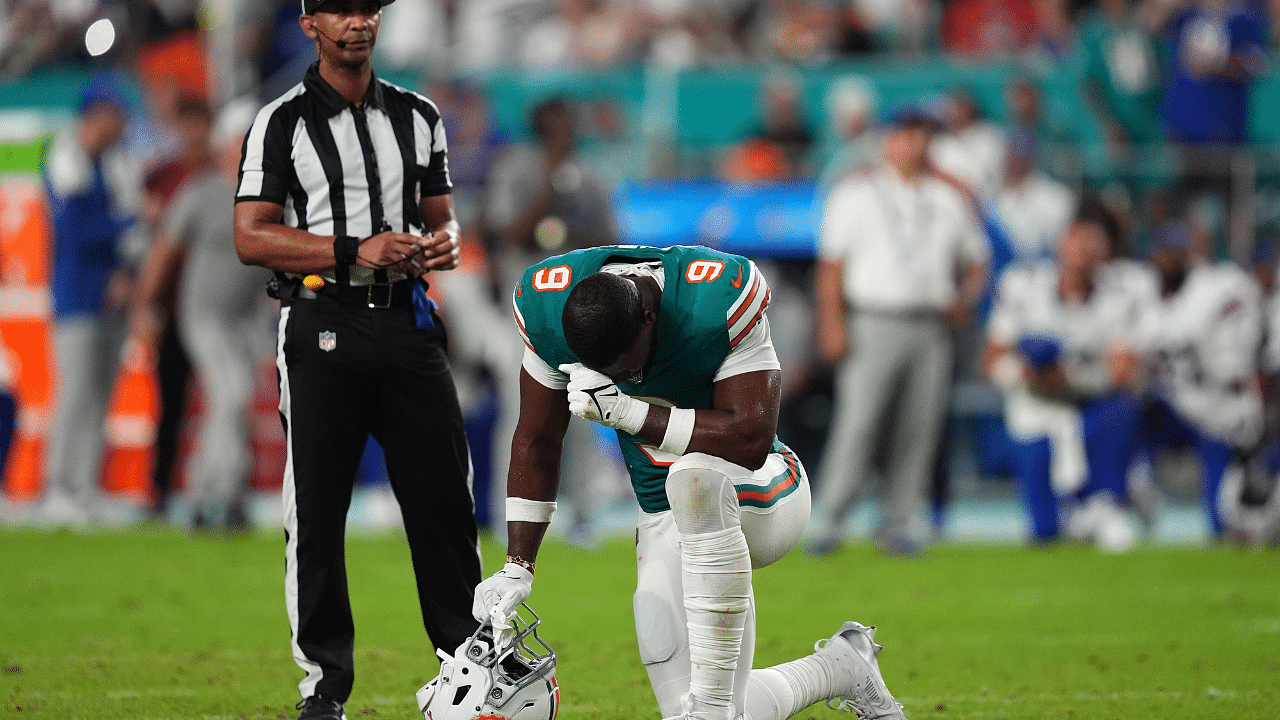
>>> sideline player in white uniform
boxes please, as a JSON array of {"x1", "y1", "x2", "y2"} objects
[
  {"x1": 473, "y1": 245, "x2": 907, "y2": 720},
  {"x1": 983, "y1": 200, "x2": 1154, "y2": 549},
  {"x1": 1138, "y1": 221, "x2": 1265, "y2": 538}
]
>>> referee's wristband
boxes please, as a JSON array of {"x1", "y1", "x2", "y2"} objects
[{"x1": 334, "y1": 235, "x2": 360, "y2": 268}]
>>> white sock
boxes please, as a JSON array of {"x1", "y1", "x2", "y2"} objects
[
  {"x1": 744, "y1": 649, "x2": 842, "y2": 720},
  {"x1": 681, "y1": 526, "x2": 752, "y2": 715}
]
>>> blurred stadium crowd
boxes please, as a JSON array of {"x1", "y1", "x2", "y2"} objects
[{"x1": 2, "y1": 0, "x2": 1280, "y2": 549}]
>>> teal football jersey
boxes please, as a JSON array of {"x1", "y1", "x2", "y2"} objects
[{"x1": 512, "y1": 245, "x2": 781, "y2": 513}]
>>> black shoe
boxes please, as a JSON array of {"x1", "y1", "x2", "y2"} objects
[{"x1": 297, "y1": 695, "x2": 346, "y2": 720}]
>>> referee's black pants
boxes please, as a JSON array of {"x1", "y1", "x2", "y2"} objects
[{"x1": 275, "y1": 292, "x2": 481, "y2": 702}]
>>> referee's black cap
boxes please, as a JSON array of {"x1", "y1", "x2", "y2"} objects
[{"x1": 301, "y1": 0, "x2": 396, "y2": 14}]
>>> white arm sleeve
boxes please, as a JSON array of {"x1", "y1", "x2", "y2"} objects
[
  {"x1": 522, "y1": 347, "x2": 569, "y2": 390},
  {"x1": 713, "y1": 315, "x2": 781, "y2": 382}
]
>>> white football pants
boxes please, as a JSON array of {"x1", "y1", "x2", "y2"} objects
[{"x1": 634, "y1": 450, "x2": 811, "y2": 719}]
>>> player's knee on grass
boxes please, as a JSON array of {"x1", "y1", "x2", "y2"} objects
[{"x1": 667, "y1": 452, "x2": 743, "y2": 535}]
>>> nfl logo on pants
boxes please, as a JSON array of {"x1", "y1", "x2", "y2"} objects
[{"x1": 319, "y1": 331, "x2": 336, "y2": 352}]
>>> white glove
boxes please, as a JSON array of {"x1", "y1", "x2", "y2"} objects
[
  {"x1": 472, "y1": 562, "x2": 533, "y2": 623},
  {"x1": 559, "y1": 362, "x2": 649, "y2": 435}
]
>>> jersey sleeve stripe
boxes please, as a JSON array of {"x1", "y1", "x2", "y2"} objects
[
  {"x1": 726, "y1": 262, "x2": 760, "y2": 326},
  {"x1": 727, "y1": 273, "x2": 761, "y2": 330},
  {"x1": 512, "y1": 293, "x2": 533, "y2": 350},
  {"x1": 729, "y1": 286, "x2": 770, "y2": 348}
]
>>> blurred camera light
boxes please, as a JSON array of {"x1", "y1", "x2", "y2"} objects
[{"x1": 85, "y1": 19, "x2": 116, "y2": 57}]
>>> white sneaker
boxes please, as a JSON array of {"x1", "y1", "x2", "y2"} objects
[
  {"x1": 38, "y1": 492, "x2": 93, "y2": 529},
  {"x1": 1092, "y1": 494, "x2": 1137, "y2": 553},
  {"x1": 816, "y1": 622, "x2": 906, "y2": 719}
]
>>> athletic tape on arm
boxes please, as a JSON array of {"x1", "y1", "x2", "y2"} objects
[
  {"x1": 658, "y1": 407, "x2": 696, "y2": 456},
  {"x1": 506, "y1": 497, "x2": 557, "y2": 523}
]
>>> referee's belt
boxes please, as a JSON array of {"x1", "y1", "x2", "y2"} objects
[{"x1": 290, "y1": 277, "x2": 416, "y2": 309}]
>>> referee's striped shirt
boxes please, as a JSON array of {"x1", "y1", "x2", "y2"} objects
[{"x1": 236, "y1": 61, "x2": 451, "y2": 286}]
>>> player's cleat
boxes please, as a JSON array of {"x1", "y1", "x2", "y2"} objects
[
  {"x1": 296, "y1": 695, "x2": 346, "y2": 720},
  {"x1": 817, "y1": 622, "x2": 906, "y2": 719}
]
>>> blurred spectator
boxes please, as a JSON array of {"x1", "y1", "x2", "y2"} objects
[
  {"x1": 1252, "y1": 236, "x2": 1278, "y2": 428},
  {"x1": 375, "y1": 0, "x2": 451, "y2": 71},
  {"x1": 203, "y1": 0, "x2": 275, "y2": 102},
  {"x1": 841, "y1": 0, "x2": 931, "y2": 54},
  {"x1": 484, "y1": 95, "x2": 622, "y2": 541},
  {"x1": 811, "y1": 104, "x2": 989, "y2": 554},
  {"x1": 1249, "y1": 235, "x2": 1277, "y2": 297},
  {"x1": 643, "y1": 1, "x2": 748, "y2": 68},
  {"x1": 257, "y1": 0, "x2": 318, "y2": 100},
  {"x1": 1004, "y1": 77, "x2": 1073, "y2": 161},
  {"x1": 136, "y1": 93, "x2": 219, "y2": 518},
  {"x1": 931, "y1": 88, "x2": 1005, "y2": 204},
  {"x1": 135, "y1": 1, "x2": 208, "y2": 103},
  {"x1": 992, "y1": 129, "x2": 1077, "y2": 260},
  {"x1": 130, "y1": 97, "x2": 269, "y2": 530},
  {"x1": 487, "y1": 96, "x2": 618, "y2": 276},
  {"x1": 748, "y1": 0, "x2": 837, "y2": 61},
  {"x1": 1242, "y1": 236, "x2": 1280, "y2": 544},
  {"x1": 1137, "y1": 219, "x2": 1265, "y2": 538},
  {"x1": 454, "y1": 0, "x2": 555, "y2": 73},
  {"x1": 580, "y1": 96, "x2": 649, "y2": 187},
  {"x1": 1079, "y1": 0, "x2": 1165, "y2": 155},
  {"x1": 1032, "y1": 0, "x2": 1073, "y2": 59},
  {"x1": 39, "y1": 73, "x2": 143, "y2": 526},
  {"x1": 0, "y1": 0, "x2": 113, "y2": 76},
  {"x1": 721, "y1": 68, "x2": 814, "y2": 180},
  {"x1": 983, "y1": 200, "x2": 1153, "y2": 550},
  {"x1": 1158, "y1": 0, "x2": 1268, "y2": 256},
  {"x1": 816, "y1": 74, "x2": 881, "y2": 188},
  {"x1": 429, "y1": 79, "x2": 509, "y2": 230},
  {"x1": 942, "y1": 0, "x2": 1040, "y2": 61},
  {"x1": 518, "y1": 0, "x2": 641, "y2": 69}
]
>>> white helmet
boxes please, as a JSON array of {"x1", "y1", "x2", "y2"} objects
[{"x1": 417, "y1": 604, "x2": 559, "y2": 720}]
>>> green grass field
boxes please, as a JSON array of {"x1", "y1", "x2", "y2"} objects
[{"x1": 1, "y1": 528, "x2": 1277, "y2": 720}]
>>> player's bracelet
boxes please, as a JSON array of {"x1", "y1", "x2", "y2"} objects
[
  {"x1": 659, "y1": 407, "x2": 696, "y2": 456},
  {"x1": 506, "y1": 555, "x2": 535, "y2": 574},
  {"x1": 506, "y1": 497, "x2": 557, "y2": 524},
  {"x1": 334, "y1": 235, "x2": 360, "y2": 268}
]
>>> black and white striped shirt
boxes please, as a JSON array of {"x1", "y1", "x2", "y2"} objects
[{"x1": 236, "y1": 61, "x2": 450, "y2": 285}]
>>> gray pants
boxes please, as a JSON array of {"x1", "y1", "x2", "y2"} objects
[
  {"x1": 180, "y1": 311, "x2": 265, "y2": 525},
  {"x1": 44, "y1": 315, "x2": 126, "y2": 503},
  {"x1": 814, "y1": 311, "x2": 953, "y2": 543}
]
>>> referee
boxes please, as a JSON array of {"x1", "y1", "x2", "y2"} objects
[{"x1": 233, "y1": 2, "x2": 480, "y2": 719}]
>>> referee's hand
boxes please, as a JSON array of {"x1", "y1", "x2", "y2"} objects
[
  {"x1": 357, "y1": 230, "x2": 460, "y2": 274},
  {"x1": 411, "y1": 229, "x2": 462, "y2": 272}
]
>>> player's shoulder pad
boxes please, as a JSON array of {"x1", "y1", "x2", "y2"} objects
[
  {"x1": 718, "y1": 255, "x2": 771, "y2": 348},
  {"x1": 511, "y1": 250, "x2": 598, "y2": 357}
]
